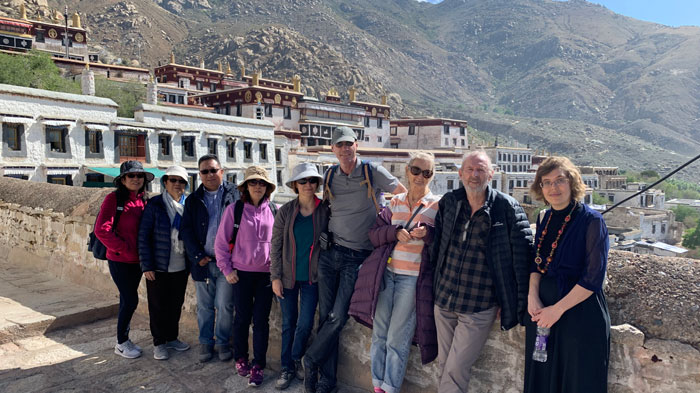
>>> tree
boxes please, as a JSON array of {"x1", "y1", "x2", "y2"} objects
[
  {"x1": 682, "y1": 221, "x2": 700, "y2": 249},
  {"x1": 672, "y1": 206, "x2": 700, "y2": 228},
  {"x1": 592, "y1": 192, "x2": 607, "y2": 205},
  {"x1": 94, "y1": 77, "x2": 145, "y2": 118},
  {"x1": 0, "y1": 50, "x2": 79, "y2": 93},
  {"x1": 640, "y1": 170, "x2": 659, "y2": 179}
]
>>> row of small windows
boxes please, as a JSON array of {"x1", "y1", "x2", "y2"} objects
[
  {"x1": 2, "y1": 124, "x2": 268, "y2": 162},
  {"x1": 442, "y1": 125, "x2": 466, "y2": 136},
  {"x1": 498, "y1": 152, "x2": 531, "y2": 163},
  {"x1": 499, "y1": 164, "x2": 530, "y2": 172}
]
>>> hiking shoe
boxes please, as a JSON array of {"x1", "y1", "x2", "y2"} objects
[
  {"x1": 217, "y1": 345, "x2": 233, "y2": 361},
  {"x1": 302, "y1": 356, "x2": 317, "y2": 393},
  {"x1": 114, "y1": 339, "x2": 142, "y2": 359},
  {"x1": 153, "y1": 344, "x2": 169, "y2": 360},
  {"x1": 294, "y1": 359, "x2": 304, "y2": 380},
  {"x1": 166, "y1": 339, "x2": 190, "y2": 352},
  {"x1": 236, "y1": 358, "x2": 251, "y2": 377},
  {"x1": 275, "y1": 368, "x2": 295, "y2": 390},
  {"x1": 199, "y1": 344, "x2": 214, "y2": 362},
  {"x1": 248, "y1": 364, "x2": 264, "y2": 387},
  {"x1": 317, "y1": 383, "x2": 338, "y2": 393}
]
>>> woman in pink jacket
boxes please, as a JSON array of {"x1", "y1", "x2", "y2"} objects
[
  {"x1": 215, "y1": 166, "x2": 277, "y2": 387},
  {"x1": 95, "y1": 161, "x2": 154, "y2": 359}
]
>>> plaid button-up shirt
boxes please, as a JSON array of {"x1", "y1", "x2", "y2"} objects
[{"x1": 434, "y1": 201, "x2": 497, "y2": 313}]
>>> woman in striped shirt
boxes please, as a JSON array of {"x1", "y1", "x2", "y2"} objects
[{"x1": 369, "y1": 151, "x2": 440, "y2": 393}]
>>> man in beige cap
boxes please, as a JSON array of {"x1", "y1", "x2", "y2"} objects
[{"x1": 303, "y1": 127, "x2": 406, "y2": 393}]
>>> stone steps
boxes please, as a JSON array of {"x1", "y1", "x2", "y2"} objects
[{"x1": 0, "y1": 263, "x2": 118, "y2": 344}]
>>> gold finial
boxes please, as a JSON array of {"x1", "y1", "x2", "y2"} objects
[
  {"x1": 85, "y1": 63, "x2": 89, "y2": 70},
  {"x1": 292, "y1": 75, "x2": 301, "y2": 92},
  {"x1": 199, "y1": 58, "x2": 205, "y2": 69},
  {"x1": 170, "y1": 52, "x2": 175, "y2": 64},
  {"x1": 252, "y1": 70, "x2": 259, "y2": 86},
  {"x1": 381, "y1": 95, "x2": 387, "y2": 106},
  {"x1": 53, "y1": 9, "x2": 62, "y2": 22},
  {"x1": 257, "y1": 70, "x2": 262, "y2": 79},
  {"x1": 328, "y1": 87, "x2": 339, "y2": 97},
  {"x1": 226, "y1": 62, "x2": 232, "y2": 75},
  {"x1": 149, "y1": 73, "x2": 154, "y2": 83},
  {"x1": 217, "y1": 61, "x2": 223, "y2": 72},
  {"x1": 241, "y1": 64, "x2": 245, "y2": 79},
  {"x1": 72, "y1": 12, "x2": 81, "y2": 29},
  {"x1": 20, "y1": 2, "x2": 27, "y2": 20},
  {"x1": 348, "y1": 86, "x2": 356, "y2": 102}
]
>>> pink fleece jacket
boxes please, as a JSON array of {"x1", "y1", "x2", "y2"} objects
[{"x1": 215, "y1": 200, "x2": 274, "y2": 275}]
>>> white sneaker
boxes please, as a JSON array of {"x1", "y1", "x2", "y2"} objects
[
  {"x1": 114, "y1": 340, "x2": 142, "y2": 359},
  {"x1": 166, "y1": 339, "x2": 190, "y2": 352},
  {"x1": 154, "y1": 344, "x2": 170, "y2": 360}
]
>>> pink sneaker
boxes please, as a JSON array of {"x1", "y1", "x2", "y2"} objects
[
  {"x1": 248, "y1": 365, "x2": 264, "y2": 387},
  {"x1": 235, "y1": 358, "x2": 251, "y2": 377},
  {"x1": 374, "y1": 388, "x2": 386, "y2": 393}
]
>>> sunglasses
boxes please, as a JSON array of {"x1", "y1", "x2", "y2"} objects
[
  {"x1": 296, "y1": 177, "x2": 319, "y2": 185},
  {"x1": 247, "y1": 179, "x2": 267, "y2": 187},
  {"x1": 167, "y1": 177, "x2": 188, "y2": 185},
  {"x1": 199, "y1": 168, "x2": 221, "y2": 175},
  {"x1": 334, "y1": 141, "x2": 354, "y2": 148},
  {"x1": 409, "y1": 166, "x2": 433, "y2": 179},
  {"x1": 125, "y1": 173, "x2": 145, "y2": 179}
]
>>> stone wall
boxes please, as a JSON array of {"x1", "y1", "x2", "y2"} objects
[{"x1": 0, "y1": 177, "x2": 698, "y2": 392}]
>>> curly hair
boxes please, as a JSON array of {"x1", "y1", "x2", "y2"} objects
[{"x1": 530, "y1": 156, "x2": 586, "y2": 204}]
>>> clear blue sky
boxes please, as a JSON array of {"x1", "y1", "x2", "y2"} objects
[{"x1": 417, "y1": 1, "x2": 700, "y2": 27}]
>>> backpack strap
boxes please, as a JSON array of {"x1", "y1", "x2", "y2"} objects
[
  {"x1": 323, "y1": 164, "x2": 338, "y2": 201},
  {"x1": 269, "y1": 201, "x2": 278, "y2": 217},
  {"x1": 228, "y1": 200, "x2": 245, "y2": 252},
  {"x1": 112, "y1": 193, "x2": 126, "y2": 233},
  {"x1": 360, "y1": 161, "x2": 380, "y2": 213}
]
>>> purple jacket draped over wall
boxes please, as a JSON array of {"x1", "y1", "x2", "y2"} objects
[{"x1": 348, "y1": 206, "x2": 438, "y2": 365}]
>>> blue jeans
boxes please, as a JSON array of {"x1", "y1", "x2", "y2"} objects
[
  {"x1": 370, "y1": 270, "x2": 418, "y2": 393},
  {"x1": 195, "y1": 261, "x2": 234, "y2": 348},
  {"x1": 279, "y1": 281, "x2": 318, "y2": 370},
  {"x1": 305, "y1": 244, "x2": 371, "y2": 388}
]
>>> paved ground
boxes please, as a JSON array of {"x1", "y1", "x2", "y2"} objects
[{"x1": 0, "y1": 263, "x2": 365, "y2": 393}]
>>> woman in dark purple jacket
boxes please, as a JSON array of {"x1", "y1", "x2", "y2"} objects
[{"x1": 349, "y1": 152, "x2": 439, "y2": 393}]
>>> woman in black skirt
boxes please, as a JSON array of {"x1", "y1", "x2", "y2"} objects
[{"x1": 524, "y1": 156, "x2": 611, "y2": 393}]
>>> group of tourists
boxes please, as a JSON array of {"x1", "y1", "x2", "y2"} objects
[{"x1": 95, "y1": 125, "x2": 611, "y2": 392}]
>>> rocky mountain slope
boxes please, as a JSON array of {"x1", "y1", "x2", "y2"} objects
[{"x1": 8, "y1": 0, "x2": 700, "y2": 176}]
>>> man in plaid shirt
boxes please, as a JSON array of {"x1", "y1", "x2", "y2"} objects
[{"x1": 431, "y1": 151, "x2": 532, "y2": 393}]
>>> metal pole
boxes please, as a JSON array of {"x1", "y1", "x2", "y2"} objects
[{"x1": 64, "y1": 5, "x2": 69, "y2": 58}]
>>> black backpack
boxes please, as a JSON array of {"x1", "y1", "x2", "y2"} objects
[
  {"x1": 227, "y1": 199, "x2": 278, "y2": 252},
  {"x1": 88, "y1": 195, "x2": 125, "y2": 260}
]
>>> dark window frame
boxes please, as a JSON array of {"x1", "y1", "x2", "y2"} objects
[
  {"x1": 84, "y1": 129, "x2": 104, "y2": 158},
  {"x1": 45, "y1": 125, "x2": 72, "y2": 158},
  {"x1": 181, "y1": 136, "x2": 196, "y2": 161},
  {"x1": 207, "y1": 138, "x2": 218, "y2": 155},
  {"x1": 2, "y1": 123, "x2": 27, "y2": 157},
  {"x1": 243, "y1": 141, "x2": 253, "y2": 161},
  {"x1": 226, "y1": 139, "x2": 236, "y2": 160},
  {"x1": 158, "y1": 134, "x2": 172, "y2": 159}
]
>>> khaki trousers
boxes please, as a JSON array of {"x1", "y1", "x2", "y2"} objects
[{"x1": 434, "y1": 305, "x2": 498, "y2": 393}]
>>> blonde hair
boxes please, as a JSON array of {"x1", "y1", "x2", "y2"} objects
[
  {"x1": 530, "y1": 156, "x2": 586, "y2": 204},
  {"x1": 407, "y1": 150, "x2": 435, "y2": 170}
]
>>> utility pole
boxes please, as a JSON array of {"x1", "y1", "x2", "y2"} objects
[{"x1": 64, "y1": 5, "x2": 69, "y2": 59}]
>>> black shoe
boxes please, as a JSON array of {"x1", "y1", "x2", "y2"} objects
[
  {"x1": 302, "y1": 356, "x2": 317, "y2": 393},
  {"x1": 316, "y1": 383, "x2": 338, "y2": 393}
]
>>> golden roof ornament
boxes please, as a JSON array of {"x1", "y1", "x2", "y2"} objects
[
  {"x1": 226, "y1": 62, "x2": 232, "y2": 75},
  {"x1": 241, "y1": 64, "x2": 246, "y2": 78},
  {"x1": 252, "y1": 71, "x2": 259, "y2": 86},
  {"x1": 72, "y1": 12, "x2": 81, "y2": 29},
  {"x1": 199, "y1": 58, "x2": 205, "y2": 69},
  {"x1": 348, "y1": 87, "x2": 357, "y2": 102},
  {"x1": 170, "y1": 52, "x2": 175, "y2": 64},
  {"x1": 381, "y1": 95, "x2": 387, "y2": 105},
  {"x1": 292, "y1": 75, "x2": 301, "y2": 92},
  {"x1": 217, "y1": 61, "x2": 223, "y2": 72},
  {"x1": 84, "y1": 63, "x2": 89, "y2": 70},
  {"x1": 20, "y1": 2, "x2": 27, "y2": 20}
]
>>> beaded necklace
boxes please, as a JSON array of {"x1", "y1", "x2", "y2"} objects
[{"x1": 535, "y1": 202, "x2": 577, "y2": 274}]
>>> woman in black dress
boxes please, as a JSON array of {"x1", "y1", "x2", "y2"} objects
[{"x1": 524, "y1": 156, "x2": 610, "y2": 393}]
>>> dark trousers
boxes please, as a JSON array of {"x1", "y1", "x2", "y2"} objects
[
  {"x1": 232, "y1": 270, "x2": 274, "y2": 368},
  {"x1": 108, "y1": 260, "x2": 143, "y2": 344},
  {"x1": 279, "y1": 281, "x2": 319, "y2": 370},
  {"x1": 146, "y1": 270, "x2": 189, "y2": 346},
  {"x1": 305, "y1": 245, "x2": 371, "y2": 387}
]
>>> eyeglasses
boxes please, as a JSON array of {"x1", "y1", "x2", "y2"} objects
[
  {"x1": 247, "y1": 179, "x2": 267, "y2": 187},
  {"x1": 125, "y1": 173, "x2": 145, "y2": 179},
  {"x1": 334, "y1": 141, "x2": 354, "y2": 148},
  {"x1": 167, "y1": 177, "x2": 188, "y2": 185},
  {"x1": 540, "y1": 177, "x2": 570, "y2": 189},
  {"x1": 296, "y1": 177, "x2": 319, "y2": 185},
  {"x1": 199, "y1": 168, "x2": 221, "y2": 175},
  {"x1": 409, "y1": 166, "x2": 433, "y2": 179}
]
